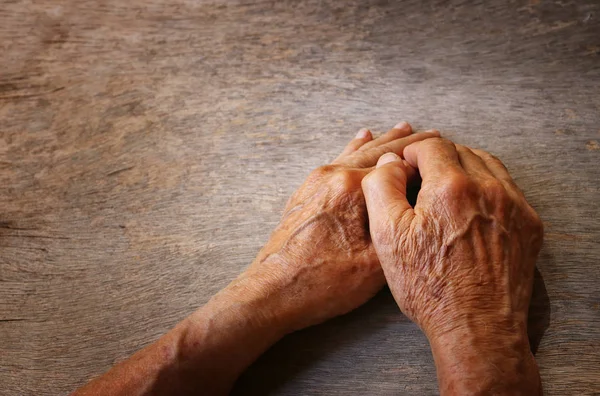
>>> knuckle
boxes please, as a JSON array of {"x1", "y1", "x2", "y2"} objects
[
  {"x1": 362, "y1": 169, "x2": 379, "y2": 187},
  {"x1": 525, "y1": 207, "x2": 544, "y2": 251},
  {"x1": 310, "y1": 164, "x2": 337, "y2": 180},
  {"x1": 481, "y1": 181, "x2": 511, "y2": 216},
  {"x1": 481, "y1": 179, "x2": 507, "y2": 199},
  {"x1": 439, "y1": 172, "x2": 472, "y2": 196},
  {"x1": 330, "y1": 169, "x2": 359, "y2": 191},
  {"x1": 527, "y1": 207, "x2": 544, "y2": 232},
  {"x1": 361, "y1": 169, "x2": 389, "y2": 193},
  {"x1": 492, "y1": 157, "x2": 507, "y2": 170},
  {"x1": 421, "y1": 136, "x2": 452, "y2": 150}
]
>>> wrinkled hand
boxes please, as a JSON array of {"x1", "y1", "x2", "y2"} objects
[
  {"x1": 225, "y1": 123, "x2": 439, "y2": 332},
  {"x1": 362, "y1": 138, "x2": 544, "y2": 394}
]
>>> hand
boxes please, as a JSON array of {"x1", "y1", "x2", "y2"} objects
[
  {"x1": 362, "y1": 138, "x2": 544, "y2": 395},
  {"x1": 221, "y1": 122, "x2": 440, "y2": 333},
  {"x1": 74, "y1": 123, "x2": 440, "y2": 396}
]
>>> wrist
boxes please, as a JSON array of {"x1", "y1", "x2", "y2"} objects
[
  {"x1": 207, "y1": 273, "x2": 294, "y2": 339},
  {"x1": 185, "y1": 272, "x2": 293, "y2": 349},
  {"x1": 163, "y1": 275, "x2": 292, "y2": 393},
  {"x1": 427, "y1": 314, "x2": 541, "y2": 395},
  {"x1": 224, "y1": 254, "x2": 324, "y2": 333},
  {"x1": 217, "y1": 261, "x2": 304, "y2": 335}
]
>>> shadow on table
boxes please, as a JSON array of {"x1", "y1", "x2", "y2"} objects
[
  {"x1": 232, "y1": 267, "x2": 551, "y2": 394},
  {"x1": 528, "y1": 266, "x2": 551, "y2": 355},
  {"x1": 231, "y1": 288, "x2": 401, "y2": 395}
]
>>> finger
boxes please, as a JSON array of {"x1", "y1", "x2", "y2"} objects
[
  {"x1": 470, "y1": 148, "x2": 510, "y2": 180},
  {"x1": 348, "y1": 130, "x2": 440, "y2": 168},
  {"x1": 362, "y1": 153, "x2": 416, "y2": 244},
  {"x1": 358, "y1": 121, "x2": 412, "y2": 151},
  {"x1": 360, "y1": 161, "x2": 418, "y2": 185},
  {"x1": 456, "y1": 144, "x2": 495, "y2": 180},
  {"x1": 471, "y1": 148, "x2": 523, "y2": 194},
  {"x1": 333, "y1": 128, "x2": 373, "y2": 163},
  {"x1": 403, "y1": 137, "x2": 465, "y2": 183}
]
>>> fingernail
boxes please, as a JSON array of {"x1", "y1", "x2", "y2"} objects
[
  {"x1": 394, "y1": 121, "x2": 409, "y2": 130},
  {"x1": 356, "y1": 128, "x2": 370, "y2": 139},
  {"x1": 377, "y1": 152, "x2": 400, "y2": 168}
]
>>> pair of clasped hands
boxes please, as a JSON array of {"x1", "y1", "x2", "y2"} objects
[{"x1": 74, "y1": 122, "x2": 544, "y2": 396}]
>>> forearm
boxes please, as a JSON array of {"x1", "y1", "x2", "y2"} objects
[
  {"x1": 73, "y1": 275, "x2": 290, "y2": 396},
  {"x1": 428, "y1": 315, "x2": 542, "y2": 396}
]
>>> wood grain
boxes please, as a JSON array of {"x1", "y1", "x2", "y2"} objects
[{"x1": 1, "y1": 0, "x2": 599, "y2": 394}]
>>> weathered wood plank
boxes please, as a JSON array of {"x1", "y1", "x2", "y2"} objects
[{"x1": 1, "y1": 0, "x2": 599, "y2": 394}]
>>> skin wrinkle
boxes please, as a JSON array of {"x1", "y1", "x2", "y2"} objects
[
  {"x1": 243, "y1": 132, "x2": 434, "y2": 336},
  {"x1": 365, "y1": 137, "x2": 543, "y2": 396},
  {"x1": 73, "y1": 129, "x2": 542, "y2": 396},
  {"x1": 280, "y1": 211, "x2": 331, "y2": 252},
  {"x1": 280, "y1": 203, "x2": 305, "y2": 220}
]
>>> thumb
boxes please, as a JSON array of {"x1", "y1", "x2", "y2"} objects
[{"x1": 362, "y1": 152, "x2": 415, "y2": 244}]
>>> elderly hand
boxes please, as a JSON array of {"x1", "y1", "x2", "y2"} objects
[
  {"x1": 362, "y1": 138, "x2": 544, "y2": 395},
  {"x1": 75, "y1": 123, "x2": 440, "y2": 396},
  {"x1": 225, "y1": 123, "x2": 439, "y2": 332}
]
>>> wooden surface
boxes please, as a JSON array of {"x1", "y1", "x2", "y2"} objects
[{"x1": 1, "y1": 0, "x2": 599, "y2": 394}]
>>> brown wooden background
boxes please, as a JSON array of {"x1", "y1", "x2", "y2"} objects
[{"x1": 1, "y1": 0, "x2": 599, "y2": 394}]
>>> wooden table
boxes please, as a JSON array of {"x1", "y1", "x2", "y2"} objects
[{"x1": 2, "y1": 0, "x2": 599, "y2": 394}]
